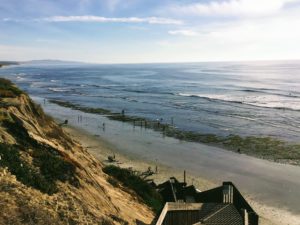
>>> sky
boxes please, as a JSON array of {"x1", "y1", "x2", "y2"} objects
[{"x1": 1, "y1": 0, "x2": 300, "y2": 63}]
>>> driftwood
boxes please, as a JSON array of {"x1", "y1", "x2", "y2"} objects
[{"x1": 139, "y1": 167, "x2": 155, "y2": 180}]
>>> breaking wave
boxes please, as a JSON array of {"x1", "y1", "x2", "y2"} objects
[{"x1": 176, "y1": 93, "x2": 300, "y2": 111}]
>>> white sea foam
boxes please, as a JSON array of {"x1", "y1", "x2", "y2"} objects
[
  {"x1": 177, "y1": 93, "x2": 300, "y2": 111},
  {"x1": 16, "y1": 76, "x2": 24, "y2": 80},
  {"x1": 48, "y1": 87, "x2": 68, "y2": 92}
]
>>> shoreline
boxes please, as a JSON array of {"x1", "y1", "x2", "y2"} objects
[
  {"x1": 34, "y1": 96, "x2": 300, "y2": 225},
  {"x1": 62, "y1": 124, "x2": 300, "y2": 225},
  {"x1": 50, "y1": 99, "x2": 300, "y2": 166},
  {"x1": 63, "y1": 124, "x2": 216, "y2": 190}
]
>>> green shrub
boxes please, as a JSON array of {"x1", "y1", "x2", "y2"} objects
[
  {"x1": 0, "y1": 78, "x2": 14, "y2": 86},
  {"x1": 0, "y1": 78, "x2": 23, "y2": 97},
  {"x1": 0, "y1": 89, "x2": 16, "y2": 97},
  {"x1": 0, "y1": 143, "x2": 57, "y2": 194},
  {"x1": 103, "y1": 165, "x2": 163, "y2": 212},
  {"x1": 2, "y1": 118, "x2": 39, "y2": 149},
  {"x1": 1, "y1": 118, "x2": 78, "y2": 194},
  {"x1": 33, "y1": 149, "x2": 76, "y2": 183}
]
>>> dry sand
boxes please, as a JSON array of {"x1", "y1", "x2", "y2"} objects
[{"x1": 63, "y1": 125, "x2": 300, "y2": 225}]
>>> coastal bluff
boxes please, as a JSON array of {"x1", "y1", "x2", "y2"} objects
[{"x1": 0, "y1": 78, "x2": 154, "y2": 225}]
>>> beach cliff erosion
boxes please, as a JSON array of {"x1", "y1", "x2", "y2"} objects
[{"x1": 0, "y1": 78, "x2": 155, "y2": 224}]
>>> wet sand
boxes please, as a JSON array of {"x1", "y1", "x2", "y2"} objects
[
  {"x1": 36, "y1": 97, "x2": 300, "y2": 225},
  {"x1": 63, "y1": 125, "x2": 300, "y2": 225}
]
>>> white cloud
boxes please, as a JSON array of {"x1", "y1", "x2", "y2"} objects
[
  {"x1": 211, "y1": 15, "x2": 300, "y2": 44},
  {"x1": 155, "y1": 8, "x2": 300, "y2": 62},
  {"x1": 171, "y1": 0, "x2": 299, "y2": 17},
  {"x1": 2, "y1": 1, "x2": 300, "y2": 63},
  {"x1": 40, "y1": 16, "x2": 183, "y2": 25},
  {"x1": 2, "y1": 16, "x2": 183, "y2": 25},
  {"x1": 168, "y1": 29, "x2": 199, "y2": 36}
]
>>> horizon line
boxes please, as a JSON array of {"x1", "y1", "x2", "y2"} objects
[{"x1": 1, "y1": 58, "x2": 300, "y2": 66}]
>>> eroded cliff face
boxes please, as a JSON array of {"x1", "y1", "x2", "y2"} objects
[{"x1": 0, "y1": 80, "x2": 154, "y2": 225}]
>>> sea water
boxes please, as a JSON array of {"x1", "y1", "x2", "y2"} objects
[{"x1": 1, "y1": 60, "x2": 300, "y2": 141}]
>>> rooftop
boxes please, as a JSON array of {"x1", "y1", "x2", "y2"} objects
[{"x1": 155, "y1": 180, "x2": 259, "y2": 225}]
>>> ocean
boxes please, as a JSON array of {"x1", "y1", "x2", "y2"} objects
[{"x1": 1, "y1": 60, "x2": 300, "y2": 142}]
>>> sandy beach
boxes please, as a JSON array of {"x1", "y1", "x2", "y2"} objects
[
  {"x1": 63, "y1": 124, "x2": 300, "y2": 225},
  {"x1": 35, "y1": 98, "x2": 300, "y2": 225}
]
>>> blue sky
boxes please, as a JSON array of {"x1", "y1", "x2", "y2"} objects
[{"x1": 1, "y1": 0, "x2": 300, "y2": 63}]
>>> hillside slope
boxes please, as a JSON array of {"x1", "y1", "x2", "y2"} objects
[{"x1": 0, "y1": 78, "x2": 154, "y2": 225}]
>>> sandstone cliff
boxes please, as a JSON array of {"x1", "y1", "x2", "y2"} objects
[{"x1": 0, "y1": 78, "x2": 154, "y2": 225}]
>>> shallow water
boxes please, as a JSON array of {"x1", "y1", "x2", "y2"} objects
[{"x1": 1, "y1": 61, "x2": 300, "y2": 141}]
